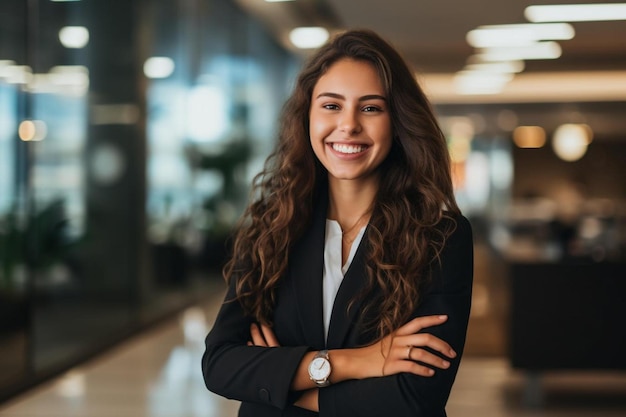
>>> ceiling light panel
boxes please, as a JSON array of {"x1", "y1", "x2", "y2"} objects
[
  {"x1": 467, "y1": 23, "x2": 574, "y2": 48},
  {"x1": 464, "y1": 61, "x2": 526, "y2": 73},
  {"x1": 526, "y1": 3, "x2": 626, "y2": 22},
  {"x1": 476, "y1": 41, "x2": 562, "y2": 61}
]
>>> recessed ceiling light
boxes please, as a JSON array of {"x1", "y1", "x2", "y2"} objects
[
  {"x1": 526, "y1": 3, "x2": 626, "y2": 22},
  {"x1": 289, "y1": 27, "x2": 329, "y2": 49},
  {"x1": 513, "y1": 126, "x2": 546, "y2": 148},
  {"x1": 143, "y1": 57, "x2": 175, "y2": 79},
  {"x1": 552, "y1": 124, "x2": 593, "y2": 161},
  {"x1": 19, "y1": 120, "x2": 48, "y2": 142},
  {"x1": 58, "y1": 26, "x2": 89, "y2": 48}
]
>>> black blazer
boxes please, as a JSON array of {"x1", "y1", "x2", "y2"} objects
[{"x1": 202, "y1": 206, "x2": 473, "y2": 417}]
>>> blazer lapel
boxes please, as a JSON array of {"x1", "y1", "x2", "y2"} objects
[
  {"x1": 326, "y1": 227, "x2": 371, "y2": 349},
  {"x1": 289, "y1": 197, "x2": 327, "y2": 350}
]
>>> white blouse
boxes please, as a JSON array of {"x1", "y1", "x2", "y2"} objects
[{"x1": 322, "y1": 219, "x2": 367, "y2": 341}]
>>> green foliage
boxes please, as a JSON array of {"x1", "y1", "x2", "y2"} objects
[{"x1": 0, "y1": 199, "x2": 74, "y2": 292}]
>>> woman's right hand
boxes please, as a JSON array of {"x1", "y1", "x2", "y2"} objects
[{"x1": 338, "y1": 315, "x2": 456, "y2": 380}]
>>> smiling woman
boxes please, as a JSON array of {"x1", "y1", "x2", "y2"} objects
[
  {"x1": 202, "y1": 29, "x2": 473, "y2": 417},
  {"x1": 309, "y1": 58, "x2": 393, "y2": 191}
]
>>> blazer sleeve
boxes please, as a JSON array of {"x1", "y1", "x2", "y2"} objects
[
  {"x1": 201, "y1": 277, "x2": 310, "y2": 410},
  {"x1": 318, "y1": 215, "x2": 474, "y2": 417}
]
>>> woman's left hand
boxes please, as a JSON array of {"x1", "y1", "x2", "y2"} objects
[
  {"x1": 248, "y1": 323, "x2": 280, "y2": 347},
  {"x1": 248, "y1": 324, "x2": 320, "y2": 412}
]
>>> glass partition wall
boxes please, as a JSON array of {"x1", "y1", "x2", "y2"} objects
[{"x1": 0, "y1": 0, "x2": 297, "y2": 402}]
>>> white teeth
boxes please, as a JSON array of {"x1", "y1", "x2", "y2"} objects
[{"x1": 332, "y1": 143, "x2": 366, "y2": 154}]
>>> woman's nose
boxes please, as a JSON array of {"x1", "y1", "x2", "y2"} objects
[{"x1": 338, "y1": 109, "x2": 361, "y2": 134}]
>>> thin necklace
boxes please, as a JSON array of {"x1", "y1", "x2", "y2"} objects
[{"x1": 341, "y1": 211, "x2": 371, "y2": 245}]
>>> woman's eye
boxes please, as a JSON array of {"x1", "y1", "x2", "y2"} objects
[
  {"x1": 323, "y1": 103, "x2": 340, "y2": 110},
  {"x1": 362, "y1": 105, "x2": 381, "y2": 112}
]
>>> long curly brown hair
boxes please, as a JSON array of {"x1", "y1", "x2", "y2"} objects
[{"x1": 223, "y1": 29, "x2": 460, "y2": 340}]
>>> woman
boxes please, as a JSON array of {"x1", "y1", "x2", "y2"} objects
[{"x1": 202, "y1": 29, "x2": 473, "y2": 417}]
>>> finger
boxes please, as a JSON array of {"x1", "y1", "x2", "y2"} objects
[
  {"x1": 395, "y1": 315, "x2": 448, "y2": 336},
  {"x1": 399, "y1": 344, "x2": 451, "y2": 370},
  {"x1": 260, "y1": 324, "x2": 280, "y2": 347},
  {"x1": 250, "y1": 323, "x2": 268, "y2": 347},
  {"x1": 383, "y1": 358, "x2": 436, "y2": 378},
  {"x1": 407, "y1": 362, "x2": 436, "y2": 377},
  {"x1": 400, "y1": 333, "x2": 456, "y2": 359}
]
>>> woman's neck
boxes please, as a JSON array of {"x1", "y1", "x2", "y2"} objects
[
  {"x1": 327, "y1": 177, "x2": 378, "y2": 227},
  {"x1": 327, "y1": 177, "x2": 378, "y2": 265}
]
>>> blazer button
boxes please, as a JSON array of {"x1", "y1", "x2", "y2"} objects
[{"x1": 258, "y1": 388, "x2": 271, "y2": 403}]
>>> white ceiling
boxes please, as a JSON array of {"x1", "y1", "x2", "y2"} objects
[
  {"x1": 237, "y1": 0, "x2": 626, "y2": 103},
  {"x1": 324, "y1": 0, "x2": 626, "y2": 74}
]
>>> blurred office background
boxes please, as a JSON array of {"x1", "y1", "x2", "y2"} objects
[{"x1": 1, "y1": 0, "x2": 625, "y2": 416}]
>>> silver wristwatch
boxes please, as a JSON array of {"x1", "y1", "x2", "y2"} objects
[{"x1": 308, "y1": 349, "x2": 331, "y2": 387}]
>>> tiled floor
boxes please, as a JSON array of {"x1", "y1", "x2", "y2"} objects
[{"x1": 1, "y1": 291, "x2": 625, "y2": 417}]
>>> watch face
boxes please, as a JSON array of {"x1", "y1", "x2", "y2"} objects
[{"x1": 309, "y1": 357, "x2": 331, "y2": 380}]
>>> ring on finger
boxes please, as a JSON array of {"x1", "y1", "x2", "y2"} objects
[{"x1": 406, "y1": 345, "x2": 414, "y2": 360}]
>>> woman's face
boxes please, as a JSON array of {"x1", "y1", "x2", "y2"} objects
[{"x1": 309, "y1": 58, "x2": 393, "y2": 185}]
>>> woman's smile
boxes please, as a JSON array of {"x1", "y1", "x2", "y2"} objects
[{"x1": 329, "y1": 142, "x2": 370, "y2": 156}]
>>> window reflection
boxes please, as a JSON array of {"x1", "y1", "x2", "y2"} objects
[
  {"x1": 31, "y1": 91, "x2": 87, "y2": 238},
  {"x1": 1, "y1": 0, "x2": 298, "y2": 402},
  {"x1": 0, "y1": 84, "x2": 17, "y2": 215}
]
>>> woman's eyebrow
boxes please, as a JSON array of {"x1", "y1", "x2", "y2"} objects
[
  {"x1": 315, "y1": 92, "x2": 343, "y2": 100},
  {"x1": 359, "y1": 94, "x2": 387, "y2": 102},
  {"x1": 315, "y1": 92, "x2": 387, "y2": 101}
]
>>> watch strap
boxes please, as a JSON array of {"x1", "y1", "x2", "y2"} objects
[{"x1": 315, "y1": 349, "x2": 329, "y2": 360}]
